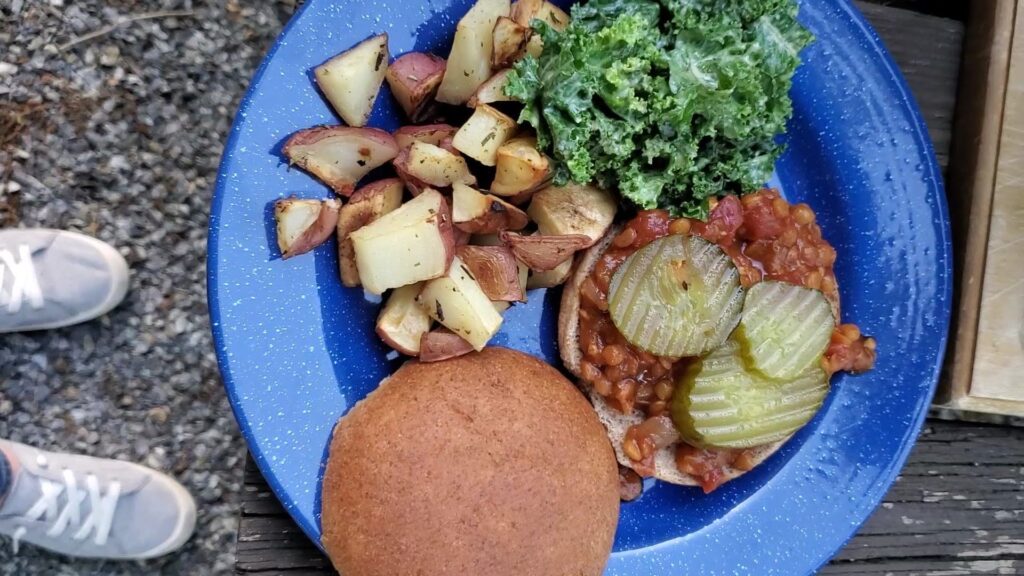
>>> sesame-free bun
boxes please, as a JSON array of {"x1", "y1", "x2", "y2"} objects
[{"x1": 320, "y1": 347, "x2": 619, "y2": 576}]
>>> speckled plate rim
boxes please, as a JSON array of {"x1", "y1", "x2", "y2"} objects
[
  {"x1": 786, "y1": 5, "x2": 949, "y2": 572},
  {"x1": 208, "y1": 0, "x2": 952, "y2": 573}
]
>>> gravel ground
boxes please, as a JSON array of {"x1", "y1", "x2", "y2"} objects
[{"x1": 1, "y1": 1, "x2": 297, "y2": 573}]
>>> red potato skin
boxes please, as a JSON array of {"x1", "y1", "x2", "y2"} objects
[
  {"x1": 418, "y1": 328, "x2": 475, "y2": 362},
  {"x1": 386, "y1": 52, "x2": 446, "y2": 122},
  {"x1": 455, "y1": 196, "x2": 530, "y2": 234},
  {"x1": 282, "y1": 126, "x2": 399, "y2": 196},
  {"x1": 453, "y1": 227, "x2": 471, "y2": 247},
  {"x1": 456, "y1": 245, "x2": 525, "y2": 302},
  {"x1": 435, "y1": 195, "x2": 458, "y2": 274},
  {"x1": 504, "y1": 182, "x2": 548, "y2": 206},
  {"x1": 279, "y1": 198, "x2": 341, "y2": 259},
  {"x1": 393, "y1": 124, "x2": 458, "y2": 150},
  {"x1": 507, "y1": 190, "x2": 535, "y2": 206},
  {"x1": 338, "y1": 203, "x2": 377, "y2": 286},
  {"x1": 499, "y1": 231, "x2": 591, "y2": 271},
  {"x1": 439, "y1": 135, "x2": 458, "y2": 155}
]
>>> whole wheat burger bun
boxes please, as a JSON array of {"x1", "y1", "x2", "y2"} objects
[
  {"x1": 321, "y1": 347, "x2": 619, "y2": 576},
  {"x1": 558, "y1": 226, "x2": 787, "y2": 487}
]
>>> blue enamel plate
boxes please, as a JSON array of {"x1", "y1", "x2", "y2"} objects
[{"x1": 209, "y1": 0, "x2": 951, "y2": 573}]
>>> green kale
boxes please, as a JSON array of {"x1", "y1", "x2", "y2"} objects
[{"x1": 505, "y1": 0, "x2": 813, "y2": 218}]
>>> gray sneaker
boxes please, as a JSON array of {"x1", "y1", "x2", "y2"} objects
[
  {"x1": 0, "y1": 229, "x2": 129, "y2": 333},
  {"x1": 0, "y1": 439, "x2": 197, "y2": 559}
]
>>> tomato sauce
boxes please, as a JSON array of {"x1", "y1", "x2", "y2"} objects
[{"x1": 576, "y1": 189, "x2": 877, "y2": 492}]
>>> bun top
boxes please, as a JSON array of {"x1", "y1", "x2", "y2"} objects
[{"x1": 321, "y1": 347, "x2": 620, "y2": 576}]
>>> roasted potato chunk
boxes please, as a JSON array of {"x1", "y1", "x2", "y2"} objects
[
  {"x1": 315, "y1": 34, "x2": 389, "y2": 127},
  {"x1": 350, "y1": 189, "x2": 456, "y2": 294},
  {"x1": 525, "y1": 254, "x2": 573, "y2": 289},
  {"x1": 392, "y1": 147, "x2": 431, "y2": 196},
  {"x1": 393, "y1": 123, "x2": 458, "y2": 150},
  {"x1": 456, "y1": 245, "x2": 525, "y2": 302},
  {"x1": 492, "y1": 17, "x2": 529, "y2": 68},
  {"x1": 452, "y1": 183, "x2": 529, "y2": 234},
  {"x1": 491, "y1": 136, "x2": 551, "y2": 196},
  {"x1": 468, "y1": 69, "x2": 514, "y2": 108},
  {"x1": 437, "y1": 0, "x2": 511, "y2": 105},
  {"x1": 452, "y1": 104, "x2": 518, "y2": 166},
  {"x1": 499, "y1": 231, "x2": 590, "y2": 271},
  {"x1": 275, "y1": 197, "x2": 341, "y2": 259},
  {"x1": 386, "y1": 52, "x2": 446, "y2": 122},
  {"x1": 376, "y1": 283, "x2": 431, "y2": 355},
  {"x1": 510, "y1": 0, "x2": 543, "y2": 25},
  {"x1": 337, "y1": 178, "x2": 404, "y2": 287},
  {"x1": 405, "y1": 141, "x2": 477, "y2": 188},
  {"x1": 418, "y1": 255, "x2": 504, "y2": 350},
  {"x1": 512, "y1": 0, "x2": 569, "y2": 57},
  {"x1": 527, "y1": 183, "x2": 616, "y2": 247},
  {"x1": 283, "y1": 126, "x2": 399, "y2": 196},
  {"x1": 418, "y1": 328, "x2": 476, "y2": 362}
]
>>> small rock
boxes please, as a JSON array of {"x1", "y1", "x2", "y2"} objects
[
  {"x1": 147, "y1": 405, "x2": 170, "y2": 425},
  {"x1": 98, "y1": 45, "x2": 120, "y2": 67},
  {"x1": 32, "y1": 385, "x2": 50, "y2": 403},
  {"x1": 0, "y1": 62, "x2": 17, "y2": 76},
  {"x1": 107, "y1": 155, "x2": 129, "y2": 171},
  {"x1": 144, "y1": 450, "x2": 169, "y2": 472}
]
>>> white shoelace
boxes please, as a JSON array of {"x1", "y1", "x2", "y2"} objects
[
  {"x1": 10, "y1": 455, "x2": 122, "y2": 554},
  {"x1": 0, "y1": 245, "x2": 44, "y2": 314}
]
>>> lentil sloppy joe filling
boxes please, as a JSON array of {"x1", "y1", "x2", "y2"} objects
[{"x1": 576, "y1": 189, "x2": 877, "y2": 492}]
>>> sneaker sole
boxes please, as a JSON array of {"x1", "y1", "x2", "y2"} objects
[{"x1": 0, "y1": 232, "x2": 130, "y2": 333}]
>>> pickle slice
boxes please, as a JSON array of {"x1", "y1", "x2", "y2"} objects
[
  {"x1": 671, "y1": 340, "x2": 829, "y2": 449},
  {"x1": 737, "y1": 280, "x2": 835, "y2": 380},
  {"x1": 608, "y1": 235, "x2": 744, "y2": 358}
]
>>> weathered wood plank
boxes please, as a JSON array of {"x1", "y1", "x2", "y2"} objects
[
  {"x1": 822, "y1": 421, "x2": 1024, "y2": 573},
  {"x1": 821, "y1": 559, "x2": 1023, "y2": 575}
]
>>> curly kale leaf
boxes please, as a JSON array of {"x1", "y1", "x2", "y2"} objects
[{"x1": 507, "y1": 0, "x2": 813, "y2": 218}]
